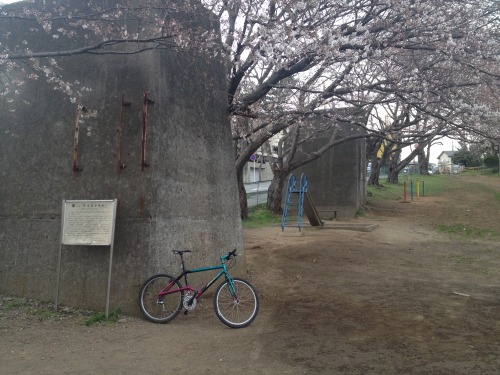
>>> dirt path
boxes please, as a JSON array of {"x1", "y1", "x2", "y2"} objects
[{"x1": 1, "y1": 175, "x2": 499, "y2": 374}]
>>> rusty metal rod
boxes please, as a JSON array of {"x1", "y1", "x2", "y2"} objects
[
  {"x1": 117, "y1": 95, "x2": 130, "y2": 173},
  {"x1": 141, "y1": 91, "x2": 150, "y2": 171},
  {"x1": 72, "y1": 98, "x2": 81, "y2": 175}
]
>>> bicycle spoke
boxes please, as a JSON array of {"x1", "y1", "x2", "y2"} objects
[
  {"x1": 214, "y1": 278, "x2": 259, "y2": 328},
  {"x1": 139, "y1": 274, "x2": 184, "y2": 324}
]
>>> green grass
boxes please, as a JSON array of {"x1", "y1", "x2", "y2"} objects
[
  {"x1": 417, "y1": 175, "x2": 450, "y2": 195},
  {"x1": 243, "y1": 203, "x2": 281, "y2": 228},
  {"x1": 2, "y1": 296, "x2": 122, "y2": 325},
  {"x1": 366, "y1": 175, "x2": 448, "y2": 201},
  {"x1": 434, "y1": 224, "x2": 500, "y2": 240},
  {"x1": 4, "y1": 300, "x2": 28, "y2": 309},
  {"x1": 367, "y1": 182, "x2": 403, "y2": 201},
  {"x1": 27, "y1": 307, "x2": 58, "y2": 318},
  {"x1": 447, "y1": 254, "x2": 495, "y2": 275},
  {"x1": 450, "y1": 255, "x2": 477, "y2": 265},
  {"x1": 355, "y1": 210, "x2": 365, "y2": 217},
  {"x1": 2, "y1": 297, "x2": 59, "y2": 319},
  {"x1": 366, "y1": 173, "x2": 498, "y2": 202},
  {"x1": 426, "y1": 174, "x2": 500, "y2": 207},
  {"x1": 494, "y1": 192, "x2": 500, "y2": 203},
  {"x1": 84, "y1": 309, "x2": 121, "y2": 326}
]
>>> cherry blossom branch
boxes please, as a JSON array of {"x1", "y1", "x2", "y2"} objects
[{"x1": 0, "y1": 37, "x2": 177, "y2": 60}]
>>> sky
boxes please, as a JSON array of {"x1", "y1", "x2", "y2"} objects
[
  {"x1": 401, "y1": 137, "x2": 455, "y2": 166},
  {"x1": 0, "y1": 1, "x2": 19, "y2": 4}
]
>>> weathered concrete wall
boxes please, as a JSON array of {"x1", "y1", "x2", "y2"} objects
[
  {"x1": 294, "y1": 118, "x2": 367, "y2": 219},
  {"x1": 0, "y1": 1, "x2": 243, "y2": 314}
]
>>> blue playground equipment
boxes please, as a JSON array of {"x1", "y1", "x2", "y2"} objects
[{"x1": 281, "y1": 173, "x2": 323, "y2": 232}]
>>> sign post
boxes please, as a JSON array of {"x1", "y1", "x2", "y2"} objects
[
  {"x1": 250, "y1": 154, "x2": 257, "y2": 182},
  {"x1": 55, "y1": 199, "x2": 118, "y2": 318}
]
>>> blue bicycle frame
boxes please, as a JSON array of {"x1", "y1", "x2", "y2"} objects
[{"x1": 157, "y1": 253, "x2": 237, "y2": 301}]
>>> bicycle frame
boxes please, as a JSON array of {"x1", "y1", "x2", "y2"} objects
[
  {"x1": 139, "y1": 249, "x2": 259, "y2": 327},
  {"x1": 157, "y1": 259, "x2": 236, "y2": 301}
]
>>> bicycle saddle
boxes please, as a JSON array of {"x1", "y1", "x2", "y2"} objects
[{"x1": 173, "y1": 250, "x2": 192, "y2": 254}]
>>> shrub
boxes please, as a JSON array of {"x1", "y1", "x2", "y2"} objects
[{"x1": 483, "y1": 155, "x2": 499, "y2": 169}]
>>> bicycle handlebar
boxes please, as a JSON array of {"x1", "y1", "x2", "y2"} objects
[
  {"x1": 222, "y1": 249, "x2": 237, "y2": 261},
  {"x1": 174, "y1": 249, "x2": 237, "y2": 263}
]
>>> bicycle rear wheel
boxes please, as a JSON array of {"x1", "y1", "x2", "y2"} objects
[
  {"x1": 214, "y1": 277, "x2": 259, "y2": 328},
  {"x1": 139, "y1": 274, "x2": 184, "y2": 323}
]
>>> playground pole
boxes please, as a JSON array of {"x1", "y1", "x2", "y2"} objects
[
  {"x1": 410, "y1": 180, "x2": 414, "y2": 201},
  {"x1": 422, "y1": 181, "x2": 425, "y2": 196},
  {"x1": 417, "y1": 179, "x2": 420, "y2": 197},
  {"x1": 403, "y1": 181, "x2": 407, "y2": 202}
]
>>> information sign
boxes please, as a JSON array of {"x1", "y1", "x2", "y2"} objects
[
  {"x1": 56, "y1": 199, "x2": 117, "y2": 318},
  {"x1": 62, "y1": 200, "x2": 116, "y2": 245}
]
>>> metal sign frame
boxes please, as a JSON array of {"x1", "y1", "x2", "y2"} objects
[{"x1": 55, "y1": 199, "x2": 118, "y2": 318}]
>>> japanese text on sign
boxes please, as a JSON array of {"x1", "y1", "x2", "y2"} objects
[{"x1": 62, "y1": 200, "x2": 116, "y2": 245}]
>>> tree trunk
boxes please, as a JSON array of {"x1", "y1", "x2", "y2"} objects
[
  {"x1": 267, "y1": 169, "x2": 289, "y2": 215},
  {"x1": 237, "y1": 170, "x2": 248, "y2": 220},
  {"x1": 387, "y1": 165, "x2": 400, "y2": 184},
  {"x1": 368, "y1": 155, "x2": 381, "y2": 186},
  {"x1": 386, "y1": 149, "x2": 402, "y2": 184},
  {"x1": 418, "y1": 149, "x2": 430, "y2": 175}
]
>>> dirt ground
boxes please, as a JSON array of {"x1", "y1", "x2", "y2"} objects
[{"x1": 1, "y1": 175, "x2": 499, "y2": 374}]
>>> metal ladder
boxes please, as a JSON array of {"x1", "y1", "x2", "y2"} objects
[{"x1": 281, "y1": 173, "x2": 308, "y2": 232}]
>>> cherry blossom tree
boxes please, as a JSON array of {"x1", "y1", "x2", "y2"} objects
[{"x1": 210, "y1": 0, "x2": 499, "y2": 214}]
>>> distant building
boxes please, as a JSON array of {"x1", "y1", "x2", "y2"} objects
[
  {"x1": 244, "y1": 150, "x2": 276, "y2": 183},
  {"x1": 437, "y1": 151, "x2": 462, "y2": 174}
]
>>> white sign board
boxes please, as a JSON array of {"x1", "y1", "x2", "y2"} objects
[
  {"x1": 61, "y1": 200, "x2": 116, "y2": 245},
  {"x1": 56, "y1": 199, "x2": 117, "y2": 318}
]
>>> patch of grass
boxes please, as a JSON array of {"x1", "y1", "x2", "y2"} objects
[
  {"x1": 433, "y1": 174, "x2": 500, "y2": 196},
  {"x1": 2, "y1": 297, "x2": 60, "y2": 319},
  {"x1": 369, "y1": 174, "x2": 500, "y2": 203},
  {"x1": 447, "y1": 255, "x2": 494, "y2": 275},
  {"x1": 84, "y1": 309, "x2": 121, "y2": 326},
  {"x1": 417, "y1": 175, "x2": 450, "y2": 195},
  {"x1": 4, "y1": 300, "x2": 28, "y2": 309},
  {"x1": 434, "y1": 224, "x2": 500, "y2": 239},
  {"x1": 450, "y1": 255, "x2": 477, "y2": 265},
  {"x1": 243, "y1": 204, "x2": 281, "y2": 228},
  {"x1": 27, "y1": 307, "x2": 58, "y2": 318},
  {"x1": 366, "y1": 183, "x2": 403, "y2": 201},
  {"x1": 404, "y1": 174, "x2": 454, "y2": 196},
  {"x1": 366, "y1": 175, "x2": 450, "y2": 202}
]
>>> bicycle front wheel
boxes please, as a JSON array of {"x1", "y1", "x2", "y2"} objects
[
  {"x1": 139, "y1": 274, "x2": 184, "y2": 324},
  {"x1": 214, "y1": 277, "x2": 259, "y2": 328}
]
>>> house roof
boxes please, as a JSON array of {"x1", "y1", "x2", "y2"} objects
[{"x1": 437, "y1": 151, "x2": 455, "y2": 160}]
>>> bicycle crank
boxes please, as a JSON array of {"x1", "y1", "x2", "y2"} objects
[{"x1": 183, "y1": 293, "x2": 197, "y2": 311}]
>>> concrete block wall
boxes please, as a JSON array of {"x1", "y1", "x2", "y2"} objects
[
  {"x1": 0, "y1": 1, "x2": 243, "y2": 315},
  {"x1": 294, "y1": 117, "x2": 368, "y2": 219}
]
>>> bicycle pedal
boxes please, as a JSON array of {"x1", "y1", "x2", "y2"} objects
[{"x1": 184, "y1": 310, "x2": 189, "y2": 315}]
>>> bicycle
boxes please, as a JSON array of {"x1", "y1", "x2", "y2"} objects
[{"x1": 139, "y1": 249, "x2": 259, "y2": 328}]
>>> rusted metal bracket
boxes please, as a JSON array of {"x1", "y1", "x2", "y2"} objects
[
  {"x1": 117, "y1": 95, "x2": 131, "y2": 173},
  {"x1": 72, "y1": 99, "x2": 83, "y2": 175},
  {"x1": 141, "y1": 91, "x2": 155, "y2": 171}
]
